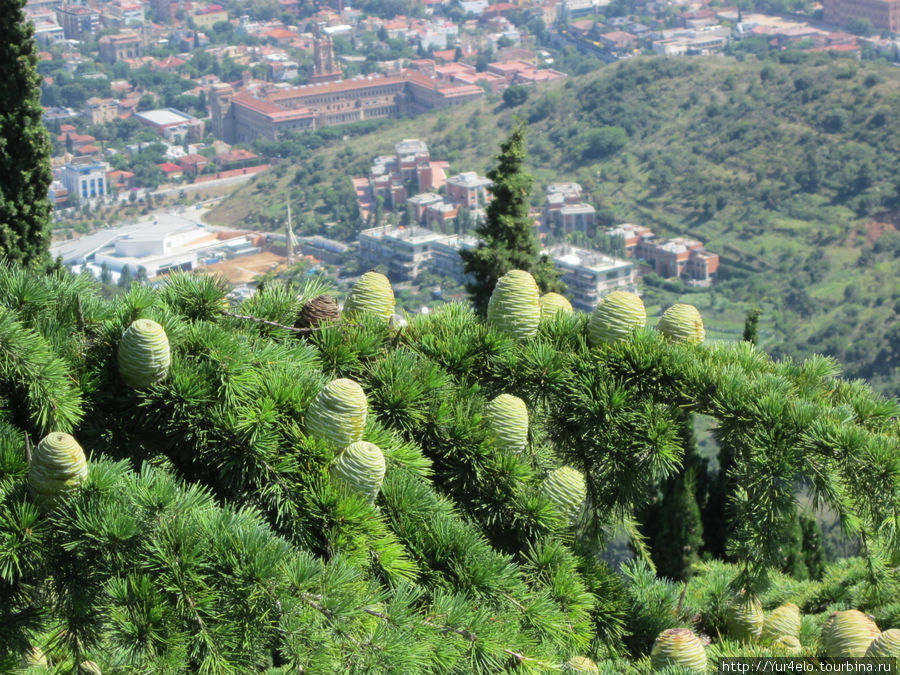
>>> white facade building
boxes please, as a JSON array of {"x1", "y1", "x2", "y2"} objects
[
  {"x1": 543, "y1": 244, "x2": 636, "y2": 312},
  {"x1": 61, "y1": 159, "x2": 109, "y2": 204}
]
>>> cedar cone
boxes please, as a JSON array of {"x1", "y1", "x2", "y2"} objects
[{"x1": 296, "y1": 294, "x2": 340, "y2": 329}]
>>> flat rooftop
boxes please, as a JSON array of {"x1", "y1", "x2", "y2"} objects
[{"x1": 136, "y1": 109, "x2": 193, "y2": 126}]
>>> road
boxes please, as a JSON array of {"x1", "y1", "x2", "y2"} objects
[{"x1": 114, "y1": 171, "x2": 263, "y2": 203}]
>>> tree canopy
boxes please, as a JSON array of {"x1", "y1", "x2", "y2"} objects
[
  {"x1": 0, "y1": 1, "x2": 53, "y2": 266},
  {"x1": 461, "y1": 124, "x2": 565, "y2": 315},
  {"x1": 0, "y1": 265, "x2": 898, "y2": 671}
]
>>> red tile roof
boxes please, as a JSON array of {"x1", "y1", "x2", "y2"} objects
[{"x1": 158, "y1": 162, "x2": 183, "y2": 173}]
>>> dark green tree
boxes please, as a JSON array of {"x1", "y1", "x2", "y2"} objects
[
  {"x1": 642, "y1": 413, "x2": 707, "y2": 581},
  {"x1": 742, "y1": 306, "x2": 762, "y2": 345},
  {"x1": 117, "y1": 263, "x2": 132, "y2": 288},
  {"x1": 0, "y1": 0, "x2": 53, "y2": 266},
  {"x1": 799, "y1": 512, "x2": 826, "y2": 581},
  {"x1": 460, "y1": 123, "x2": 564, "y2": 315},
  {"x1": 99, "y1": 261, "x2": 111, "y2": 285}
]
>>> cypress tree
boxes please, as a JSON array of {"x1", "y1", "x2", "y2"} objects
[
  {"x1": 0, "y1": 0, "x2": 53, "y2": 266},
  {"x1": 742, "y1": 306, "x2": 762, "y2": 345},
  {"x1": 461, "y1": 123, "x2": 564, "y2": 315},
  {"x1": 644, "y1": 413, "x2": 706, "y2": 581},
  {"x1": 799, "y1": 512, "x2": 826, "y2": 581}
]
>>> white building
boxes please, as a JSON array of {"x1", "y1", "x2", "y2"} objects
[
  {"x1": 68, "y1": 214, "x2": 262, "y2": 278},
  {"x1": 543, "y1": 244, "x2": 636, "y2": 312},
  {"x1": 61, "y1": 159, "x2": 109, "y2": 204},
  {"x1": 358, "y1": 225, "x2": 449, "y2": 281},
  {"x1": 430, "y1": 234, "x2": 478, "y2": 285}
]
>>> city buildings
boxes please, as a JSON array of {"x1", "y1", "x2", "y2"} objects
[
  {"x1": 135, "y1": 109, "x2": 206, "y2": 143},
  {"x1": 544, "y1": 183, "x2": 597, "y2": 236},
  {"x1": 56, "y1": 6, "x2": 100, "y2": 39},
  {"x1": 61, "y1": 158, "x2": 109, "y2": 205},
  {"x1": 354, "y1": 226, "x2": 636, "y2": 313},
  {"x1": 209, "y1": 71, "x2": 484, "y2": 144},
  {"x1": 824, "y1": 0, "x2": 900, "y2": 32},
  {"x1": 607, "y1": 224, "x2": 719, "y2": 283},
  {"x1": 358, "y1": 225, "x2": 450, "y2": 281},
  {"x1": 445, "y1": 172, "x2": 493, "y2": 210},
  {"x1": 543, "y1": 244, "x2": 637, "y2": 312},
  {"x1": 98, "y1": 33, "x2": 143, "y2": 63},
  {"x1": 367, "y1": 139, "x2": 448, "y2": 210}
]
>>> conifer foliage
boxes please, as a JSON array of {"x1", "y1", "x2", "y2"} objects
[
  {"x1": 0, "y1": 265, "x2": 899, "y2": 672},
  {"x1": 0, "y1": 3, "x2": 53, "y2": 266},
  {"x1": 461, "y1": 124, "x2": 565, "y2": 315}
]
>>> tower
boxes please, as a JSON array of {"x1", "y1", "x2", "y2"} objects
[
  {"x1": 311, "y1": 25, "x2": 342, "y2": 83},
  {"x1": 208, "y1": 83, "x2": 235, "y2": 142}
]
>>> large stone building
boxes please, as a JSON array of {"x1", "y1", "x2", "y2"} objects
[
  {"x1": 209, "y1": 72, "x2": 484, "y2": 144},
  {"x1": 98, "y1": 32, "x2": 142, "y2": 63},
  {"x1": 824, "y1": 0, "x2": 900, "y2": 32}
]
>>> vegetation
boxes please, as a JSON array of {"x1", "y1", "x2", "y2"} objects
[
  {"x1": 208, "y1": 54, "x2": 900, "y2": 396},
  {"x1": 0, "y1": 265, "x2": 898, "y2": 672},
  {"x1": 0, "y1": 0, "x2": 52, "y2": 266},
  {"x1": 462, "y1": 124, "x2": 565, "y2": 315}
]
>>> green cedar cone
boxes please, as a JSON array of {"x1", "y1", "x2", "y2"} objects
[
  {"x1": 588, "y1": 291, "x2": 646, "y2": 346},
  {"x1": 821, "y1": 610, "x2": 880, "y2": 658},
  {"x1": 118, "y1": 319, "x2": 172, "y2": 388},
  {"x1": 486, "y1": 269, "x2": 541, "y2": 341},
  {"x1": 305, "y1": 378, "x2": 368, "y2": 448},
  {"x1": 484, "y1": 393, "x2": 529, "y2": 453},
  {"x1": 540, "y1": 292, "x2": 573, "y2": 321},
  {"x1": 28, "y1": 432, "x2": 89, "y2": 510},
  {"x1": 761, "y1": 603, "x2": 802, "y2": 644},
  {"x1": 649, "y1": 628, "x2": 707, "y2": 673},
  {"x1": 564, "y1": 655, "x2": 599, "y2": 672},
  {"x1": 656, "y1": 304, "x2": 705, "y2": 345},
  {"x1": 0, "y1": 0, "x2": 53, "y2": 266},
  {"x1": 866, "y1": 629, "x2": 900, "y2": 659},
  {"x1": 726, "y1": 593, "x2": 764, "y2": 643},
  {"x1": 543, "y1": 466, "x2": 586, "y2": 525},
  {"x1": 772, "y1": 635, "x2": 802, "y2": 655},
  {"x1": 330, "y1": 440, "x2": 386, "y2": 503},
  {"x1": 342, "y1": 271, "x2": 395, "y2": 323}
]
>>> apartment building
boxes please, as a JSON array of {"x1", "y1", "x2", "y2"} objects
[
  {"x1": 608, "y1": 225, "x2": 719, "y2": 282},
  {"x1": 543, "y1": 244, "x2": 636, "y2": 313},
  {"x1": 98, "y1": 32, "x2": 142, "y2": 63},
  {"x1": 357, "y1": 225, "x2": 450, "y2": 282},
  {"x1": 61, "y1": 159, "x2": 109, "y2": 204},
  {"x1": 445, "y1": 172, "x2": 492, "y2": 210},
  {"x1": 544, "y1": 183, "x2": 596, "y2": 235},
  {"x1": 56, "y1": 5, "x2": 100, "y2": 39}
]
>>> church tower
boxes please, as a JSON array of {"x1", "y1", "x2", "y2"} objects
[{"x1": 311, "y1": 25, "x2": 342, "y2": 83}]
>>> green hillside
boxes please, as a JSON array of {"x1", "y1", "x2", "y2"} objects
[{"x1": 207, "y1": 53, "x2": 900, "y2": 396}]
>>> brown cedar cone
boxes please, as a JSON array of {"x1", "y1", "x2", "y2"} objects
[{"x1": 296, "y1": 294, "x2": 340, "y2": 329}]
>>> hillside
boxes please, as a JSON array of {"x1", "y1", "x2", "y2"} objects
[{"x1": 207, "y1": 53, "x2": 900, "y2": 396}]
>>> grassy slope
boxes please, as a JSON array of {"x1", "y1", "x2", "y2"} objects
[{"x1": 207, "y1": 53, "x2": 900, "y2": 395}]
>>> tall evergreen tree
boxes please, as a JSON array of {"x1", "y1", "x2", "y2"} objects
[
  {"x1": 0, "y1": 0, "x2": 53, "y2": 266},
  {"x1": 642, "y1": 413, "x2": 707, "y2": 581},
  {"x1": 742, "y1": 306, "x2": 762, "y2": 345},
  {"x1": 461, "y1": 123, "x2": 564, "y2": 315},
  {"x1": 799, "y1": 512, "x2": 826, "y2": 581}
]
